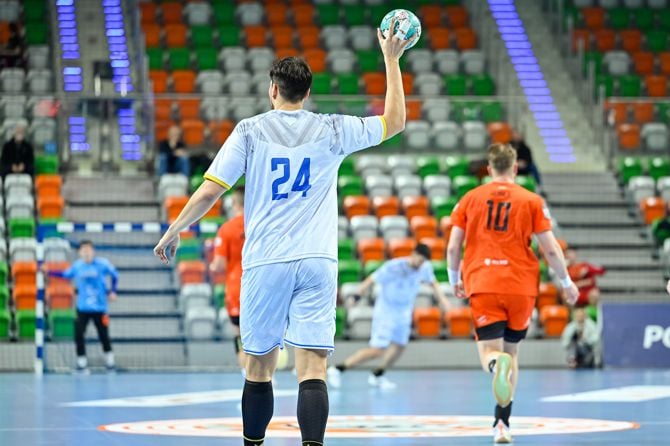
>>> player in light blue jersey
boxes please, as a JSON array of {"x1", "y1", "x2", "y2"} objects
[
  {"x1": 153, "y1": 19, "x2": 415, "y2": 446},
  {"x1": 328, "y1": 244, "x2": 451, "y2": 390}
]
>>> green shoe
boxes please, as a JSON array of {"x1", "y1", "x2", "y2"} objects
[{"x1": 493, "y1": 353, "x2": 512, "y2": 408}]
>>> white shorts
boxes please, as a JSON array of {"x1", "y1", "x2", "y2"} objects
[
  {"x1": 369, "y1": 311, "x2": 412, "y2": 349},
  {"x1": 240, "y1": 258, "x2": 338, "y2": 356}
]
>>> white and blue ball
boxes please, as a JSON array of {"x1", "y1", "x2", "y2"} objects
[{"x1": 380, "y1": 9, "x2": 422, "y2": 50}]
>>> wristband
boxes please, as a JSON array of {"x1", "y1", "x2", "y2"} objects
[
  {"x1": 559, "y1": 276, "x2": 573, "y2": 289},
  {"x1": 448, "y1": 268, "x2": 461, "y2": 285}
]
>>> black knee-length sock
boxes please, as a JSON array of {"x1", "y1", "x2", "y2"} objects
[
  {"x1": 242, "y1": 380, "x2": 273, "y2": 445},
  {"x1": 297, "y1": 379, "x2": 329, "y2": 446}
]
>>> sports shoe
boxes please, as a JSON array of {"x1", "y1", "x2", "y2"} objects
[
  {"x1": 368, "y1": 374, "x2": 396, "y2": 390},
  {"x1": 493, "y1": 419, "x2": 512, "y2": 443},
  {"x1": 493, "y1": 353, "x2": 512, "y2": 407},
  {"x1": 73, "y1": 366, "x2": 90, "y2": 375},
  {"x1": 327, "y1": 366, "x2": 342, "y2": 389}
]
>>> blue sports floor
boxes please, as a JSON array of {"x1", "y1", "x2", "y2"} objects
[{"x1": 0, "y1": 369, "x2": 668, "y2": 445}]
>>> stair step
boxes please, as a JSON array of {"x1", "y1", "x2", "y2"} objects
[
  {"x1": 561, "y1": 228, "x2": 652, "y2": 248},
  {"x1": 118, "y1": 270, "x2": 175, "y2": 294},
  {"x1": 63, "y1": 178, "x2": 156, "y2": 203},
  {"x1": 65, "y1": 205, "x2": 160, "y2": 222},
  {"x1": 572, "y1": 248, "x2": 659, "y2": 269},
  {"x1": 91, "y1": 317, "x2": 182, "y2": 340},
  {"x1": 598, "y1": 270, "x2": 666, "y2": 292},
  {"x1": 110, "y1": 294, "x2": 178, "y2": 316},
  {"x1": 551, "y1": 208, "x2": 636, "y2": 226},
  {"x1": 67, "y1": 231, "x2": 162, "y2": 248}
]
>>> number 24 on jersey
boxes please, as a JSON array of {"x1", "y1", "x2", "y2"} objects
[{"x1": 271, "y1": 157, "x2": 312, "y2": 201}]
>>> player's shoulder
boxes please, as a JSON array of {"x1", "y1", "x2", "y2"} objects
[{"x1": 235, "y1": 110, "x2": 275, "y2": 135}]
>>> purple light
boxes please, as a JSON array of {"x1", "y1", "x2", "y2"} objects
[
  {"x1": 496, "y1": 19, "x2": 522, "y2": 26},
  {"x1": 69, "y1": 125, "x2": 86, "y2": 134},
  {"x1": 514, "y1": 64, "x2": 541, "y2": 72},
  {"x1": 109, "y1": 44, "x2": 127, "y2": 52},
  {"x1": 57, "y1": 6, "x2": 75, "y2": 13},
  {"x1": 543, "y1": 137, "x2": 572, "y2": 145},
  {"x1": 524, "y1": 87, "x2": 551, "y2": 95},
  {"x1": 517, "y1": 72, "x2": 543, "y2": 80},
  {"x1": 545, "y1": 145, "x2": 575, "y2": 154},
  {"x1": 529, "y1": 104, "x2": 557, "y2": 112},
  {"x1": 108, "y1": 36, "x2": 126, "y2": 44},
  {"x1": 507, "y1": 49, "x2": 533, "y2": 56},
  {"x1": 114, "y1": 84, "x2": 134, "y2": 92},
  {"x1": 56, "y1": 0, "x2": 74, "y2": 5},
  {"x1": 104, "y1": 6, "x2": 122, "y2": 14},
  {"x1": 64, "y1": 75, "x2": 82, "y2": 83},
  {"x1": 490, "y1": 5, "x2": 516, "y2": 12},
  {"x1": 511, "y1": 56, "x2": 537, "y2": 65},
  {"x1": 492, "y1": 12, "x2": 518, "y2": 20},
  {"x1": 119, "y1": 126, "x2": 135, "y2": 134},
  {"x1": 62, "y1": 44, "x2": 80, "y2": 52},
  {"x1": 121, "y1": 135, "x2": 141, "y2": 143},
  {"x1": 540, "y1": 129, "x2": 567, "y2": 137},
  {"x1": 69, "y1": 116, "x2": 85, "y2": 124},
  {"x1": 113, "y1": 67, "x2": 130, "y2": 76},
  {"x1": 63, "y1": 52, "x2": 81, "y2": 60},
  {"x1": 549, "y1": 154, "x2": 577, "y2": 163},
  {"x1": 499, "y1": 26, "x2": 524, "y2": 34},
  {"x1": 118, "y1": 108, "x2": 134, "y2": 117},
  {"x1": 110, "y1": 59, "x2": 130, "y2": 68},
  {"x1": 106, "y1": 29, "x2": 125, "y2": 37},
  {"x1": 118, "y1": 118, "x2": 135, "y2": 126},
  {"x1": 71, "y1": 143, "x2": 90, "y2": 152},
  {"x1": 107, "y1": 14, "x2": 123, "y2": 21},
  {"x1": 60, "y1": 36, "x2": 78, "y2": 44},
  {"x1": 60, "y1": 28, "x2": 76, "y2": 36},
  {"x1": 63, "y1": 67, "x2": 81, "y2": 75},
  {"x1": 505, "y1": 41, "x2": 532, "y2": 49},
  {"x1": 532, "y1": 111, "x2": 560, "y2": 120},
  {"x1": 58, "y1": 13, "x2": 76, "y2": 20},
  {"x1": 64, "y1": 84, "x2": 82, "y2": 92},
  {"x1": 70, "y1": 134, "x2": 87, "y2": 143},
  {"x1": 501, "y1": 34, "x2": 528, "y2": 42},
  {"x1": 520, "y1": 79, "x2": 547, "y2": 88},
  {"x1": 536, "y1": 121, "x2": 563, "y2": 129}
]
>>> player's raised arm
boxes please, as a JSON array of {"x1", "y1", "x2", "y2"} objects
[{"x1": 536, "y1": 231, "x2": 579, "y2": 305}]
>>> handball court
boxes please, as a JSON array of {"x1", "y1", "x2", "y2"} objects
[{"x1": 0, "y1": 368, "x2": 666, "y2": 445}]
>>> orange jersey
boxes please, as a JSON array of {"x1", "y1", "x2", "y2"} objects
[
  {"x1": 450, "y1": 181, "x2": 552, "y2": 297},
  {"x1": 214, "y1": 214, "x2": 245, "y2": 279}
]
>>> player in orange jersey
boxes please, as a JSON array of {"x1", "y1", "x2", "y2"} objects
[
  {"x1": 447, "y1": 143, "x2": 579, "y2": 444},
  {"x1": 211, "y1": 187, "x2": 246, "y2": 370}
]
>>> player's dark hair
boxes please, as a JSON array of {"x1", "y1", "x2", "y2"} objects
[
  {"x1": 269, "y1": 57, "x2": 312, "y2": 103},
  {"x1": 414, "y1": 243, "x2": 431, "y2": 260},
  {"x1": 487, "y1": 143, "x2": 517, "y2": 173},
  {"x1": 79, "y1": 240, "x2": 94, "y2": 249}
]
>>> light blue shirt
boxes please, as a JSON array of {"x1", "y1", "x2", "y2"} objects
[
  {"x1": 62, "y1": 258, "x2": 118, "y2": 313},
  {"x1": 372, "y1": 258, "x2": 435, "y2": 317}
]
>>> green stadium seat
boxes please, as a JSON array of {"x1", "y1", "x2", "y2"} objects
[
  {"x1": 585, "y1": 305, "x2": 599, "y2": 322},
  {"x1": 168, "y1": 48, "x2": 191, "y2": 70},
  {"x1": 619, "y1": 74, "x2": 642, "y2": 97},
  {"x1": 656, "y1": 103, "x2": 670, "y2": 124},
  {"x1": 608, "y1": 8, "x2": 630, "y2": 30},
  {"x1": 200, "y1": 216, "x2": 225, "y2": 239},
  {"x1": 0, "y1": 285, "x2": 8, "y2": 309},
  {"x1": 195, "y1": 47, "x2": 218, "y2": 70},
  {"x1": 23, "y1": 1, "x2": 46, "y2": 22},
  {"x1": 147, "y1": 48, "x2": 164, "y2": 70},
  {"x1": 451, "y1": 101, "x2": 480, "y2": 123},
  {"x1": 480, "y1": 101, "x2": 504, "y2": 123},
  {"x1": 339, "y1": 158, "x2": 356, "y2": 177},
  {"x1": 39, "y1": 218, "x2": 64, "y2": 238},
  {"x1": 214, "y1": 284, "x2": 225, "y2": 309},
  {"x1": 431, "y1": 260, "x2": 448, "y2": 282},
  {"x1": 357, "y1": 50, "x2": 382, "y2": 72},
  {"x1": 645, "y1": 30, "x2": 668, "y2": 52},
  {"x1": 416, "y1": 156, "x2": 441, "y2": 178},
  {"x1": 0, "y1": 262, "x2": 7, "y2": 285},
  {"x1": 563, "y1": 5, "x2": 579, "y2": 29},
  {"x1": 213, "y1": 3, "x2": 236, "y2": 25},
  {"x1": 582, "y1": 51, "x2": 603, "y2": 76},
  {"x1": 0, "y1": 309, "x2": 9, "y2": 339},
  {"x1": 344, "y1": 6, "x2": 366, "y2": 26},
  {"x1": 649, "y1": 157, "x2": 670, "y2": 181},
  {"x1": 452, "y1": 175, "x2": 479, "y2": 199},
  {"x1": 381, "y1": 133, "x2": 402, "y2": 148},
  {"x1": 175, "y1": 239, "x2": 202, "y2": 262},
  {"x1": 16, "y1": 310, "x2": 36, "y2": 339},
  {"x1": 539, "y1": 260, "x2": 549, "y2": 282},
  {"x1": 24, "y1": 22, "x2": 48, "y2": 45},
  {"x1": 431, "y1": 196, "x2": 459, "y2": 220},
  {"x1": 618, "y1": 156, "x2": 644, "y2": 184},
  {"x1": 516, "y1": 176, "x2": 536, "y2": 192},
  {"x1": 218, "y1": 26, "x2": 241, "y2": 46},
  {"x1": 471, "y1": 74, "x2": 496, "y2": 96},
  {"x1": 314, "y1": 99, "x2": 340, "y2": 114},
  {"x1": 445, "y1": 156, "x2": 470, "y2": 179},
  {"x1": 335, "y1": 307, "x2": 347, "y2": 338},
  {"x1": 190, "y1": 174, "x2": 205, "y2": 193},
  {"x1": 338, "y1": 238, "x2": 355, "y2": 260},
  {"x1": 337, "y1": 74, "x2": 359, "y2": 94},
  {"x1": 651, "y1": 217, "x2": 670, "y2": 245},
  {"x1": 659, "y1": 9, "x2": 670, "y2": 30},
  {"x1": 35, "y1": 155, "x2": 59, "y2": 174},
  {"x1": 364, "y1": 260, "x2": 384, "y2": 276},
  {"x1": 369, "y1": 5, "x2": 387, "y2": 24},
  {"x1": 338, "y1": 260, "x2": 362, "y2": 285},
  {"x1": 312, "y1": 73, "x2": 333, "y2": 94},
  {"x1": 317, "y1": 4, "x2": 340, "y2": 26},
  {"x1": 191, "y1": 25, "x2": 214, "y2": 48},
  {"x1": 49, "y1": 309, "x2": 76, "y2": 339},
  {"x1": 444, "y1": 74, "x2": 468, "y2": 96},
  {"x1": 338, "y1": 175, "x2": 364, "y2": 197},
  {"x1": 634, "y1": 8, "x2": 655, "y2": 31},
  {"x1": 595, "y1": 74, "x2": 614, "y2": 98},
  {"x1": 9, "y1": 218, "x2": 35, "y2": 238}
]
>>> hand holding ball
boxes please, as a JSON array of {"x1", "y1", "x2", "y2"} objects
[{"x1": 379, "y1": 9, "x2": 422, "y2": 51}]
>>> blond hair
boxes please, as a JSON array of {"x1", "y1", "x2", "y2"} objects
[{"x1": 487, "y1": 143, "x2": 517, "y2": 174}]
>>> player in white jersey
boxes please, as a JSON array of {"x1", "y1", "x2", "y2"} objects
[
  {"x1": 327, "y1": 244, "x2": 451, "y2": 390},
  {"x1": 153, "y1": 20, "x2": 414, "y2": 446}
]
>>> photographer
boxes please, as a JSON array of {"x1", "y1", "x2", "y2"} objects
[{"x1": 561, "y1": 308, "x2": 599, "y2": 369}]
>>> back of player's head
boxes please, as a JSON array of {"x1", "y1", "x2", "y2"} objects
[
  {"x1": 487, "y1": 143, "x2": 517, "y2": 174},
  {"x1": 269, "y1": 57, "x2": 312, "y2": 103},
  {"x1": 414, "y1": 243, "x2": 431, "y2": 260}
]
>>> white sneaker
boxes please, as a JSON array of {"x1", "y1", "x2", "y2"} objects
[
  {"x1": 368, "y1": 374, "x2": 396, "y2": 390},
  {"x1": 493, "y1": 420, "x2": 512, "y2": 444},
  {"x1": 327, "y1": 366, "x2": 342, "y2": 389}
]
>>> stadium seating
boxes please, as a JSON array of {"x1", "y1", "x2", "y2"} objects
[
  {"x1": 413, "y1": 307, "x2": 442, "y2": 338},
  {"x1": 540, "y1": 305, "x2": 570, "y2": 338},
  {"x1": 446, "y1": 307, "x2": 473, "y2": 338}
]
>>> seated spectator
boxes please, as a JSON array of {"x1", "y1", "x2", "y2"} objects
[
  {"x1": 510, "y1": 130, "x2": 543, "y2": 194},
  {"x1": 0, "y1": 23, "x2": 24, "y2": 69},
  {"x1": 566, "y1": 249, "x2": 606, "y2": 307},
  {"x1": 157, "y1": 125, "x2": 190, "y2": 177},
  {"x1": 561, "y1": 308, "x2": 599, "y2": 369},
  {"x1": 1, "y1": 124, "x2": 34, "y2": 178}
]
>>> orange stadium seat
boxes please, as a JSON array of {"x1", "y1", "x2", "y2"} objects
[
  {"x1": 143, "y1": 23, "x2": 161, "y2": 48},
  {"x1": 413, "y1": 307, "x2": 442, "y2": 337},
  {"x1": 645, "y1": 75, "x2": 668, "y2": 98},
  {"x1": 446, "y1": 6, "x2": 469, "y2": 28},
  {"x1": 446, "y1": 307, "x2": 473, "y2": 338},
  {"x1": 617, "y1": 123, "x2": 641, "y2": 150},
  {"x1": 640, "y1": 197, "x2": 665, "y2": 225},
  {"x1": 160, "y1": 2, "x2": 183, "y2": 24},
  {"x1": 204, "y1": 199, "x2": 222, "y2": 218},
  {"x1": 402, "y1": 196, "x2": 430, "y2": 221},
  {"x1": 406, "y1": 99, "x2": 422, "y2": 121},
  {"x1": 402, "y1": 73, "x2": 414, "y2": 95},
  {"x1": 411, "y1": 216, "x2": 438, "y2": 240},
  {"x1": 297, "y1": 26, "x2": 320, "y2": 50},
  {"x1": 276, "y1": 48, "x2": 300, "y2": 59},
  {"x1": 43, "y1": 262, "x2": 70, "y2": 285},
  {"x1": 165, "y1": 196, "x2": 189, "y2": 222},
  {"x1": 440, "y1": 216, "x2": 454, "y2": 240},
  {"x1": 362, "y1": 73, "x2": 386, "y2": 95},
  {"x1": 540, "y1": 305, "x2": 569, "y2": 337},
  {"x1": 245, "y1": 26, "x2": 268, "y2": 47},
  {"x1": 46, "y1": 283, "x2": 74, "y2": 309},
  {"x1": 633, "y1": 101, "x2": 655, "y2": 123},
  {"x1": 537, "y1": 282, "x2": 558, "y2": 310},
  {"x1": 620, "y1": 29, "x2": 642, "y2": 53},
  {"x1": 0, "y1": 22, "x2": 10, "y2": 45},
  {"x1": 420, "y1": 6, "x2": 443, "y2": 28},
  {"x1": 293, "y1": 4, "x2": 315, "y2": 27},
  {"x1": 172, "y1": 70, "x2": 196, "y2": 93},
  {"x1": 429, "y1": 28, "x2": 451, "y2": 50},
  {"x1": 419, "y1": 237, "x2": 446, "y2": 260},
  {"x1": 582, "y1": 7, "x2": 605, "y2": 29},
  {"x1": 388, "y1": 238, "x2": 416, "y2": 258},
  {"x1": 35, "y1": 175, "x2": 62, "y2": 197},
  {"x1": 605, "y1": 101, "x2": 629, "y2": 124},
  {"x1": 13, "y1": 284, "x2": 37, "y2": 310},
  {"x1": 488, "y1": 122, "x2": 513, "y2": 143},
  {"x1": 632, "y1": 51, "x2": 654, "y2": 75},
  {"x1": 660, "y1": 52, "x2": 670, "y2": 76},
  {"x1": 149, "y1": 70, "x2": 168, "y2": 93},
  {"x1": 164, "y1": 24, "x2": 187, "y2": 47},
  {"x1": 266, "y1": 3, "x2": 288, "y2": 26},
  {"x1": 343, "y1": 196, "x2": 371, "y2": 219},
  {"x1": 372, "y1": 196, "x2": 400, "y2": 219},
  {"x1": 177, "y1": 260, "x2": 207, "y2": 284},
  {"x1": 454, "y1": 27, "x2": 477, "y2": 50},
  {"x1": 594, "y1": 29, "x2": 616, "y2": 52},
  {"x1": 176, "y1": 98, "x2": 200, "y2": 120},
  {"x1": 140, "y1": 3, "x2": 157, "y2": 23},
  {"x1": 37, "y1": 196, "x2": 65, "y2": 218},
  {"x1": 12, "y1": 261, "x2": 37, "y2": 286},
  {"x1": 271, "y1": 26, "x2": 294, "y2": 49},
  {"x1": 572, "y1": 29, "x2": 591, "y2": 51},
  {"x1": 181, "y1": 119, "x2": 206, "y2": 146},
  {"x1": 155, "y1": 121, "x2": 176, "y2": 141},
  {"x1": 303, "y1": 48, "x2": 326, "y2": 72},
  {"x1": 154, "y1": 99, "x2": 173, "y2": 121},
  {"x1": 209, "y1": 120, "x2": 235, "y2": 146},
  {"x1": 357, "y1": 238, "x2": 386, "y2": 264}
]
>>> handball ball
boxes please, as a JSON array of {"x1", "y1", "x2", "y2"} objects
[{"x1": 380, "y1": 9, "x2": 422, "y2": 50}]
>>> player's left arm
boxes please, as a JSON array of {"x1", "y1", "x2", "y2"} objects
[
  {"x1": 446, "y1": 226, "x2": 466, "y2": 298},
  {"x1": 105, "y1": 260, "x2": 119, "y2": 301},
  {"x1": 431, "y1": 280, "x2": 452, "y2": 312}
]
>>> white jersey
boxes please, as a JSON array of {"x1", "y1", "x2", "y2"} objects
[
  {"x1": 205, "y1": 109, "x2": 386, "y2": 270},
  {"x1": 372, "y1": 258, "x2": 436, "y2": 315}
]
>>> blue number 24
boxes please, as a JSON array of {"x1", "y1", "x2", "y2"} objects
[{"x1": 271, "y1": 157, "x2": 312, "y2": 201}]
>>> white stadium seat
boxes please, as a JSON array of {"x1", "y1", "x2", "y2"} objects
[
  {"x1": 642, "y1": 123, "x2": 669, "y2": 152},
  {"x1": 347, "y1": 305, "x2": 374, "y2": 340},
  {"x1": 196, "y1": 70, "x2": 224, "y2": 95},
  {"x1": 350, "y1": 215, "x2": 378, "y2": 241},
  {"x1": 4, "y1": 174, "x2": 32, "y2": 196},
  {"x1": 423, "y1": 175, "x2": 452, "y2": 200},
  {"x1": 184, "y1": 2, "x2": 211, "y2": 25},
  {"x1": 185, "y1": 306, "x2": 217, "y2": 340},
  {"x1": 9, "y1": 237, "x2": 37, "y2": 262},
  {"x1": 219, "y1": 47, "x2": 247, "y2": 72},
  {"x1": 627, "y1": 176, "x2": 655, "y2": 203},
  {"x1": 380, "y1": 215, "x2": 409, "y2": 241},
  {"x1": 179, "y1": 283, "x2": 212, "y2": 313},
  {"x1": 394, "y1": 174, "x2": 423, "y2": 199},
  {"x1": 365, "y1": 174, "x2": 393, "y2": 197},
  {"x1": 405, "y1": 120, "x2": 432, "y2": 150},
  {"x1": 158, "y1": 174, "x2": 188, "y2": 200},
  {"x1": 387, "y1": 155, "x2": 416, "y2": 176},
  {"x1": 43, "y1": 238, "x2": 71, "y2": 263},
  {"x1": 434, "y1": 121, "x2": 461, "y2": 151}
]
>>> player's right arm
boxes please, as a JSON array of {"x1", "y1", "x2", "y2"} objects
[{"x1": 536, "y1": 231, "x2": 579, "y2": 305}]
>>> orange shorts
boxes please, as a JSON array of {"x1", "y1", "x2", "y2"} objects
[
  {"x1": 469, "y1": 294, "x2": 536, "y2": 342},
  {"x1": 225, "y1": 280, "x2": 241, "y2": 318}
]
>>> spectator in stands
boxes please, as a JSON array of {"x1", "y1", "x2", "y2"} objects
[
  {"x1": 0, "y1": 23, "x2": 24, "y2": 69},
  {"x1": 45, "y1": 240, "x2": 119, "y2": 373},
  {"x1": 1, "y1": 124, "x2": 34, "y2": 179},
  {"x1": 510, "y1": 129, "x2": 543, "y2": 194},
  {"x1": 566, "y1": 249, "x2": 606, "y2": 307},
  {"x1": 561, "y1": 308, "x2": 599, "y2": 369},
  {"x1": 157, "y1": 125, "x2": 190, "y2": 177}
]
